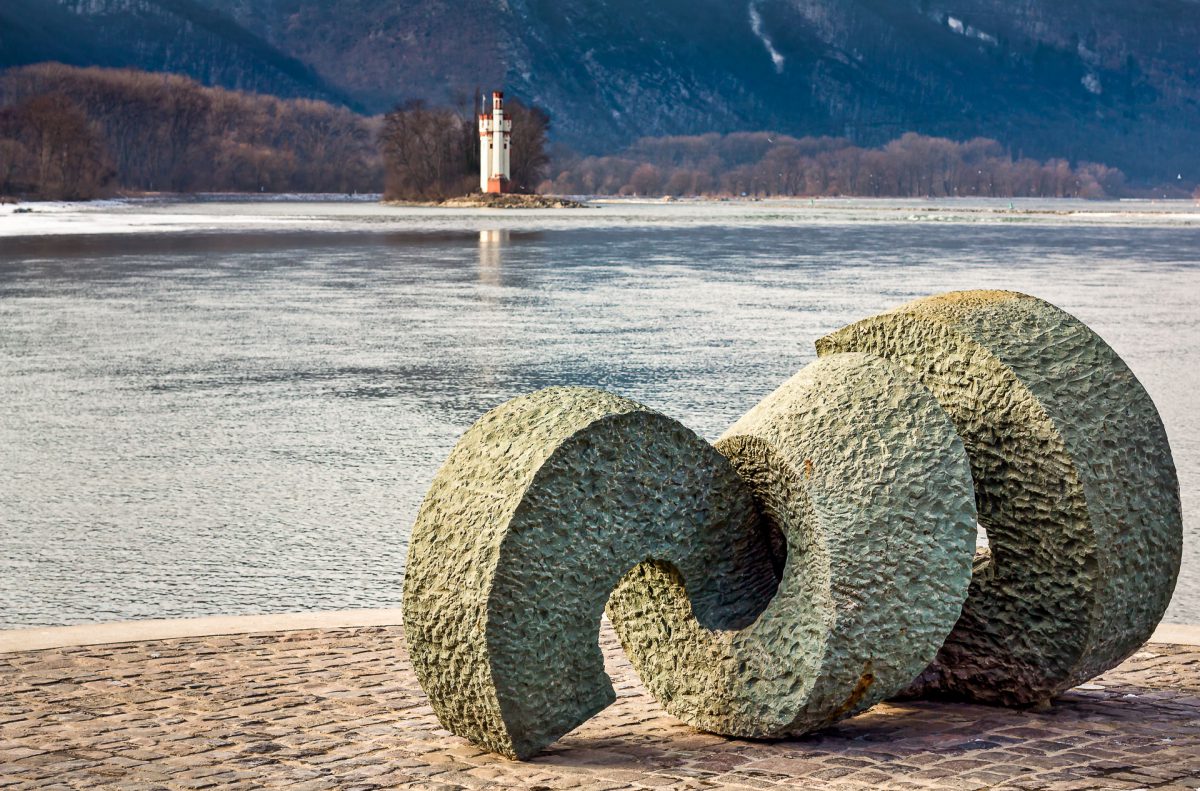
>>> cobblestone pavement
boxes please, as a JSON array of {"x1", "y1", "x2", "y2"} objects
[{"x1": 1, "y1": 623, "x2": 1198, "y2": 790}]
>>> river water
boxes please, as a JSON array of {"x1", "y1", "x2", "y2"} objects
[{"x1": 1, "y1": 198, "x2": 1198, "y2": 627}]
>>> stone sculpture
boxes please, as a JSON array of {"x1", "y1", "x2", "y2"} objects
[
  {"x1": 817, "y1": 290, "x2": 1183, "y2": 705},
  {"x1": 402, "y1": 290, "x2": 1182, "y2": 760}
]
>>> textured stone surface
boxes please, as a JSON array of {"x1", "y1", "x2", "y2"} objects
[
  {"x1": 2, "y1": 623, "x2": 1199, "y2": 790},
  {"x1": 816, "y1": 289, "x2": 1183, "y2": 705},
  {"x1": 607, "y1": 353, "x2": 976, "y2": 736},
  {"x1": 402, "y1": 387, "x2": 777, "y2": 759}
]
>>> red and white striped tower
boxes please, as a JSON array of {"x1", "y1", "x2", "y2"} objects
[{"x1": 478, "y1": 91, "x2": 512, "y2": 194}]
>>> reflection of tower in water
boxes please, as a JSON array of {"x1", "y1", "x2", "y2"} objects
[
  {"x1": 478, "y1": 229, "x2": 509, "y2": 288},
  {"x1": 473, "y1": 229, "x2": 511, "y2": 393}
]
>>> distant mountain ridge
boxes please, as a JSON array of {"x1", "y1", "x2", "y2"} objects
[
  {"x1": 4, "y1": 0, "x2": 1198, "y2": 183},
  {"x1": 0, "y1": 0, "x2": 353, "y2": 106}
]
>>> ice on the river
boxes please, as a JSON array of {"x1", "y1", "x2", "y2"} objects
[{"x1": 2, "y1": 196, "x2": 1200, "y2": 238}]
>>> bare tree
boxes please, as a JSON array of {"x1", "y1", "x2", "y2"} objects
[
  {"x1": 0, "y1": 93, "x2": 112, "y2": 199},
  {"x1": 380, "y1": 101, "x2": 475, "y2": 200},
  {"x1": 505, "y1": 98, "x2": 550, "y2": 193}
]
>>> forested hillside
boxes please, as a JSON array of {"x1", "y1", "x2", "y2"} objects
[
  {"x1": 200, "y1": 0, "x2": 1200, "y2": 186},
  {"x1": 2, "y1": 0, "x2": 1197, "y2": 186}
]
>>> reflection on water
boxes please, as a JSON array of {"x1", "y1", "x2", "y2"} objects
[
  {"x1": 478, "y1": 229, "x2": 509, "y2": 287},
  {"x1": 1, "y1": 213, "x2": 1198, "y2": 627}
]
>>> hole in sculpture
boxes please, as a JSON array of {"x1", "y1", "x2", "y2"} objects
[{"x1": 973, "y1": 521, "x2": 993, "y2": 577}]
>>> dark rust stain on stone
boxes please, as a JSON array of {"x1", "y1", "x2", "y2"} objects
[{"x1": 831, "y1": 662, "x2": 876, "y2": 720}]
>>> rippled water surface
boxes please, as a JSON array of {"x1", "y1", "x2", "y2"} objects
[{"x1": 1, "y1": 199, "x2": 1198, "y2": 627}]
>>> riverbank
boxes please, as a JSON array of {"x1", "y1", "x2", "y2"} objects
[
  {"x1": 3, "y1": 196, "x2": 1199, "y2": 240},
  {"x1": 2, "y1": 614, "x2": 1197, "y2": 790},
  {"x1": 2, "y1": 610, "x2": 1195, "y2": 653},
  {"x1": 385, "y1": 193, "x2": 590, "y2": 209}
]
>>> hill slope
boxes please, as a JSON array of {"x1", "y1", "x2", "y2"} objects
[
  {"x1": 4, "y1": 0, "x2": 1198, "y2": 182},
  {"x1": 0, "y1": 0, "x2": 352, "y2": 106},
  {"x1": 177, "y1": 0, "x2": 1200, "y2": 183}
]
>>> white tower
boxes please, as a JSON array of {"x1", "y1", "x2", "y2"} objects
[{"x1": 479, "y1": 91, "x2": 512, "y2": 194}]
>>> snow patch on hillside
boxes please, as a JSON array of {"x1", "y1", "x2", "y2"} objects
[
  {"x1": 749, "y1": 1, "x2": 786, "y2": 73},
  {"x1": 946, "y1": 15, "x2": 997, "y2": 45}
]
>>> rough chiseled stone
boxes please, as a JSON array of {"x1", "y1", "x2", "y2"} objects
[
  {"x1": 401, "y1": 387, "x2": 778, "y2": 759},
  {"x1": 816, "y1": 289, "x2": 1183, "y2": 705},
  {"x1": 607, "y1": 353, "x2": 976, "y2": 737}
]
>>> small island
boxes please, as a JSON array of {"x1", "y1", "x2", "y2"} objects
[
  {"x1": 391, "y1": 92, "x2": 587, "y2": 208},
  {"x1": 380, "y1": 89, "x2": 581, "y2": 208},
  {"x1": 384, "y1": 193, "x2": 588, "y2": 209}
]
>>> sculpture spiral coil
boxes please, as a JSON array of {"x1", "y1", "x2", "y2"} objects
[{"x1": 402, "y1": 290, "x2": 1182, "y2": 760}]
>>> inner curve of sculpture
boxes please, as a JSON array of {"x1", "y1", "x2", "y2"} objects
[{"x1": 401, "y1": 290, "x2": 1182, "y2": 761}]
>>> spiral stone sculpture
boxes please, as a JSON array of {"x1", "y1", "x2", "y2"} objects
[{"x1": 401, "y1": 290, "x2": 1181, "y2": 760}]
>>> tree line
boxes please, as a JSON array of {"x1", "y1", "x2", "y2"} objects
[
  {"x1": 1, "y1": 63, "x2": 381, "y2": 199},
  {"x1": 545, "y1": 132, "x2": 1130, "y2": 199},
  {"x1": 2, "y1": 62, "x2": 1146, "y2": 201}
]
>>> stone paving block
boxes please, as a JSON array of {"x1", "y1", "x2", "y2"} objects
[{"x1": 0, "y1": 624, "x2": 1196, "y2": 789}]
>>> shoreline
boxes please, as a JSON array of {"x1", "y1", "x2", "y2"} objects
[
  {"x1": 2, "y1": 609, "x2": 1197, "y2": 653},
  {"x1": 5, "y1": 191, "x2": 1199, "y2": 205},
  {"x1": 383, "y1": 193, "x2": 590, "y2": 209},
  {"x1": 3, "y1": 195, "x2": 1200, "y2": 241}
]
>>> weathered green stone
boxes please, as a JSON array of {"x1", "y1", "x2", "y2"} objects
[
  {"x1": 607, "y1": 353, "x2": 977, "y2": 736},
  {"x1": 816, "y1": 290, "x2": 1183, "y2": 705},
  {"x1": 401, "y1": 387, "x2": 778, "y2": 759}
]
